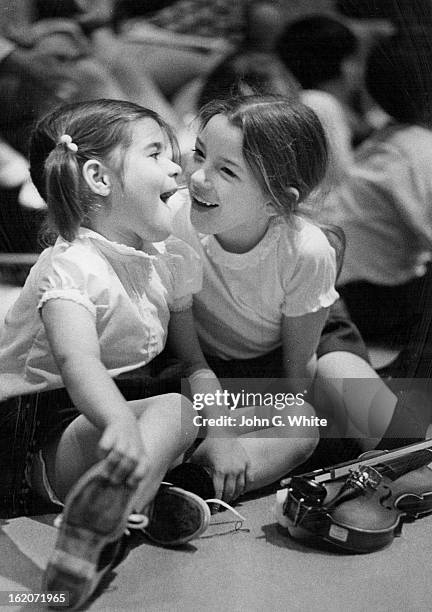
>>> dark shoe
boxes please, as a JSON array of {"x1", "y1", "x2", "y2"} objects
[
  {"x1": 43, "y1": 461, "x2": 138, "y2": 610},
  {"x1": 158, "y1": 464, "x2": 246, "y2": 529},
  {"x1": 144, "y1": 483, "x2": 211, "y2": 547}
]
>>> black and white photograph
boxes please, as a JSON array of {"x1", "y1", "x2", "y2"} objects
[{"x1": 1, "y1": 1, "x2": 432, "y2": 610}]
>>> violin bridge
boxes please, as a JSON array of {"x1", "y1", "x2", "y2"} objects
[{"x1": 346, "y1": 465, "x2": 382, "y2": 492}]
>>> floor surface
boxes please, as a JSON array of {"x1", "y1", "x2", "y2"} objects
[{"x1": 1, "y1": 491, "x2": 431, "y2": 611}]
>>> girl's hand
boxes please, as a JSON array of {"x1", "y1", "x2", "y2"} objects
[
  {"x1": 98, "y1": 416, "x2": 147, "y2": 488},
  {"x1": 190, "y1": 436, "x2": 250, "y2": 503}
]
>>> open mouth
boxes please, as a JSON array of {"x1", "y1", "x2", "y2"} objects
[
  {"x1": 160, "y1": 189, "x2": 178, "y2": 204},
  {"x1": 191, "y1": 194, "x2": 219, "y2": 209}
]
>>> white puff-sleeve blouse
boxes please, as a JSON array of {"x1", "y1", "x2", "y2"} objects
[{"x1": 0, "y1": 229, "x2": 202, "y2": 399}]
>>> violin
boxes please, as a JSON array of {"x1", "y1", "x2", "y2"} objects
[{"x1": 276, "y1": 439, "x2": 432, "y2": 553}]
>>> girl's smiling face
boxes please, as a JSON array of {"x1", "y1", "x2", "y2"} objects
[
  {"x1": 189, "y1": 114, "x2": 272, "y2": 253},
  {"x1": 101, "y1": 118, "x2": 181, "y2": 248}
]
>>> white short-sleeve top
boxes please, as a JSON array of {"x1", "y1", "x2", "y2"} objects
[
  {"x1": 193, "y1": 215, "x2": 339, "y2": 360},
  {"x1": 0, "y1": 228, "x2": 201, "y2": 399}
]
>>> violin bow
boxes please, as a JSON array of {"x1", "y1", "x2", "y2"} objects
[{"x1": 281, "y1": 438, "x2": 432, "y2": 486}]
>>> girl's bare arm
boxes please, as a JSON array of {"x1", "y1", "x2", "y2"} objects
[
  {"x1": 41, "y1": 299, "x2": 146, "y2": 484},
  {"x1": 281, "y1": 308, "x2": 329, "y2": 393}
]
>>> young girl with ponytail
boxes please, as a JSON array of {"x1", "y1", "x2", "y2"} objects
[{"x1": 0, "y1": 99, "x2": 215, "y2": 608}]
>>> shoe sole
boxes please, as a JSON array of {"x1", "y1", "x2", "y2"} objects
[
  {"x1": 145, "y1": 486, "x2": 210, "y2": 547},
  {"x1": 43, "y1": 461, "x2": 138, "y2": 609}
]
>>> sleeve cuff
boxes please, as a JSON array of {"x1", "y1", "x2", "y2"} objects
[
  {"x1": 282, "y1": 287, "x2": 339, "y2": 317},
  {"x1": 38, "y1": 289, "x2": 96, "y2": 317}
]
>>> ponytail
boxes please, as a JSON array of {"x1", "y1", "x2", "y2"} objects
[{"x1": 44, "y1": 144, "x2": 83, "y2": 242}]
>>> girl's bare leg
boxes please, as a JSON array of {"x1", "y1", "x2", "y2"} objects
[
  {"x1": 315, "y1": 351, "x2": 396, "y2": 450},
  {"x1": 34, "y1": 393, "x2": 197, "y2": 511},
  {"x1": 233, "y1": 401, "x2": 318, "y2": 492}
]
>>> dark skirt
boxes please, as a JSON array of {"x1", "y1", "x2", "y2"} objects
[{"x1": 317, "y1": 298, "x2": 369, "y2": 362}]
